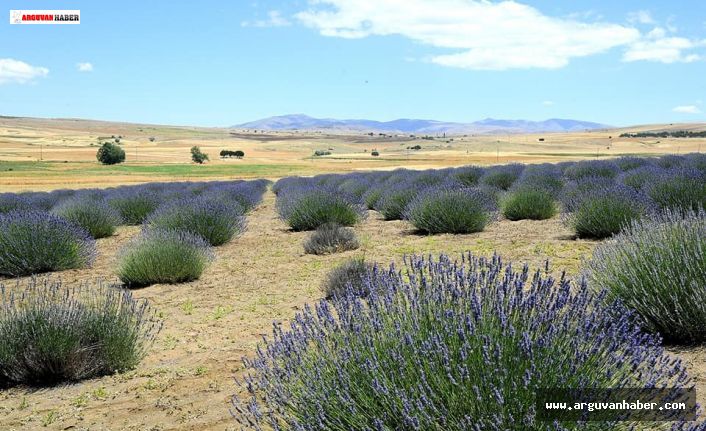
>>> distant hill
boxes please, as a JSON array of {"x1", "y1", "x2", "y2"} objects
[{"x1": 235, "y1": 114, "x2": 610, "y2": 135}]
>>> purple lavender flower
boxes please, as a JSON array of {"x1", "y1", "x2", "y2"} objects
[
  {"x1": 231, "y1": 253, "x2": 694, "y2": 430},
  {"x1": 0, "y1": 210, "x2": 96, "y2": 276}
]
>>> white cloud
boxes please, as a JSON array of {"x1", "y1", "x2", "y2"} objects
[
  {"x1": 0, "y1": 58, "x2": 49, "y2": 84},
  {"x1": 672, "y1": 105, "x2": 702, "y2": 114},
  {"x1": 76, "y1": 62, "x2": 93, "y2": 72},
  {"x1": 292, "y1": 0, "x2": 705, "y2": 70},
  {"x1": 242, "y1": 10, "x2": 291, "y2": 27},
  {"x1": 627, "y1": 10, "x2": 655, "y2": 25},
  {"x1": 623, "y1": 27, "x2": 705, "y2": 63},
  {"x1": 542, "y1": 100, "x2": 554, "y2": 106},
  {"x1": 295, "y1": 0, "x2": 640, "y2": 70}
]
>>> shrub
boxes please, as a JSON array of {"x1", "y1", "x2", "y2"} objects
[
  {"x1": 362, "y1": 187, "x2": 384, "y2": 210},
  {"x1": 0, "y1": 211, "x2": 96, "y2": 276},
  {"x1": 453, "y1": 165, "x2": 485, "y2": 186},
  {"x1": 370, "y1": 150, "x2": 379, "y2": 156},
  {"x1": 410, "y1": 170, "x2": 448, "y2": 188},
  {"x1": 0, "y1": 193, "x2": 34, "y2": 214},
  {"x1": 405, "y1": 187, "x2": 496, "y2": 234},
  {"x1": 655, "y1": 154, "x2": 685, "y2": 169},
  {"x1": 202, "y1": 181, "x2": 267, "y2": 213},
  {"x1": 647, "y1": 169, "x2": 706, "y2": 213},
  {"x1": 686, "y1": 152, "x2": 706, "y2": 175},
  {"x1": 480, "y1": 163, "x2": 524, "y2": 190},
  {"x1": 615, "y1": 156, "x2": 652, "y2": 171},
  {"x1": 191, "y1": 146, "x2": 209, "y2": 164},
  {"x1": 232, "y1": 253, "x2": 692, "y2": 430},
  {"x1": 586, "y1": 210, "x2": 706, "y2": 343},
  {"x1": 501, "y1": 187, "x2": 557, "y2": 220},
  {"x1": 337, "y1": 177, "x2": 371, "y2": 201},
  {"x1": 107, "y1": 189, "x2": 162, "y2": 225},
  {"x1": 619, "y1": 165, "x2": 665, "y2": 190},
  {"x1": 303, "y1": 223, "x2": 360, "y2": 255},
  {"x1": 321, "y1": 257, "x2": 375, "y2": 299},
  {"x1": 563, "y1": 159, "x2": 619, "y2": 180},
  {"x1": 117, "y1": 229, "x2": 213, "y2": 287},
  {"x1": 19, "y1": 190, "x2": 71, "y2": 211},
  {"x1": 563, "y1": 185, "x2": 648, "y2": 239},
  {"x1": 96, "y1": 142, "x2": 125, "y2": 165},
  {"x1": 0, "y1": 279, "x2": 160, "y2": 387},
  {"x1": 52, "y1": 197, "x2": 122, "y2": 239},
  {"x1": 376, "y1": 185, "x2": 421, "y2": 220},
  {"x1": 145, "y1": 197, "x2": 245, "y2": 246},
  {"x1": 276, "y1": 186, "x2": 365, "y2": 231},
  {"x1": 513, "y1": 164, "x2": 564, "y2": 196}
]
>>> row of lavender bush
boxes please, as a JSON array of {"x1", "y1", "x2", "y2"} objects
[
  {"x1": 273, "y1": 153, "x2": 705, "y2": 238},
  {"x1": 233, "y1": 208, "x2": 705, "y2": 429},
  {"x1": 0, "y1": 179, "x2": 268, "y2": 387},
  {"x1": 0, "y1": 179, "x2": 269, "y2": 279}
]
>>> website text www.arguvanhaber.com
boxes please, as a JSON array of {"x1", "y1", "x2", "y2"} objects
[{"x1": 537, "y1": 388, "x2": 696, "y2": 422}]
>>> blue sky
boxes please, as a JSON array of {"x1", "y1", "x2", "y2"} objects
[{"x1": 1, "y1": 0, "x2": 705, "y2": 127}]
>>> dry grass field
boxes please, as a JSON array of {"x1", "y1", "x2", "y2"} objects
[
  {"x1": 1, "y1": 116, "x2": 704, "y2": 191},
  {"x1": 1, "y1": 117, "x2": 706, "y2": 430}
]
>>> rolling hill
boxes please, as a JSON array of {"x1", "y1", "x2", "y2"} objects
[{"x1": 235, "y1": 114, "x2": 610, "y2": 134}]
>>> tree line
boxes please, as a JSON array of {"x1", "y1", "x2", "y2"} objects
[{"x1": 620, "y1": 130, "x2": 706, "y2": 138}]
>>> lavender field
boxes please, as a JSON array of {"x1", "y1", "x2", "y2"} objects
[{"x1": 1, "y1": 154, "x2": 705, "y2": 430}]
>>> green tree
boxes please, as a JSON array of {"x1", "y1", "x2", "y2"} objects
[
  {"x1": 191, "y1": 146, "x2": 209, "y2": 164},
  {"x1": 96, "y1": 142, "x2": 126, "y2": 165}
]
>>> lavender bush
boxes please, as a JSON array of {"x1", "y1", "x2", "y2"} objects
[
  {"x1": 501, "y1": 186, "x2": 557, "y2": 221},
  {"x1": 20, "y1": 190, "x2": 75, "y2": 211},
  {"x1": 615, "y1": 156, "x2": 653, "y2": 172},
  {"x1": 203, "y1": 180, "x2": 268, "y2": 212},
  {"x1": 0, "y1": 211, "x2": 96, "y2": 276},
  {"x1": 362, "y1": 186, "x2": 384, "y2": 210},
  {"x1": 646, "y1": 168, "x2": 706, "y2": 213},
  {"x1": 232, "y1": 253, "x2": 693, "y2": 430},
  {"x1": 655, "y1": 154, "x2": 686, "y2": 169},
  {"x1": 303, "y1": 223, "x2": 359, "y2": 255},
  {"x1": 0, "y1": 193, "x2": 32, "y2": 214},
  {"x1": 563, "y1": 159, "x2": 620, "y2": 181},
  {"x1": 107, "y1": 188, "x2": 162, "y2": 225},
  {"x1": 453, "y1": 165, "x2": 485, "y2": 186},
  {"x1": 685, "y1": 152, "x2": 706, "y2": 175},
  {"x1": 586, "y1": 210, "x2": 706, "y2": 343},
  {"x1": 117, "y1": 229, "x2": 214, "y2": 287},
  {"x1": 513, "y1": 163, "x2": 564, "y2": 196},
  {"x1": 0, "y1": 279, "x2": 161, "y2": 387},
  {"x1": 145, "y1": 196, "x2": 246, "y2": 246},
  {"x1": 405, "y1": 186, "x2": 496, "y2": 234},
  {"x1": 53, "y1": 196, "x2": 122, "y2": 238},
  {"x1": 321, "y1": 257, "x2": 375, "y2": 299},
  {"x1": 480, "y1": 163, "x2": 525, "y2": 190},
  {"x1": 562, "y1": 183, "x2": 648, "y2": 239},
  {"x1": 618, "y1": 165, "x2": 665, "y2": 190},
  {"x1": 376, "y1": 184, "x2": 422, "y2": 221},
  {"x1": 276, "y1": 186, "x2": 365, "y2": 231}
]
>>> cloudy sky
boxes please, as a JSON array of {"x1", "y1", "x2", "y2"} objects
[{"x1": 1, "y1": 0, "x2": 705, "y2": 126}]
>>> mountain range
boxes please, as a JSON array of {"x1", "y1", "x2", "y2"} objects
[{"x1": 235, "y1": 114, "x2": 610, "y2": 134}]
